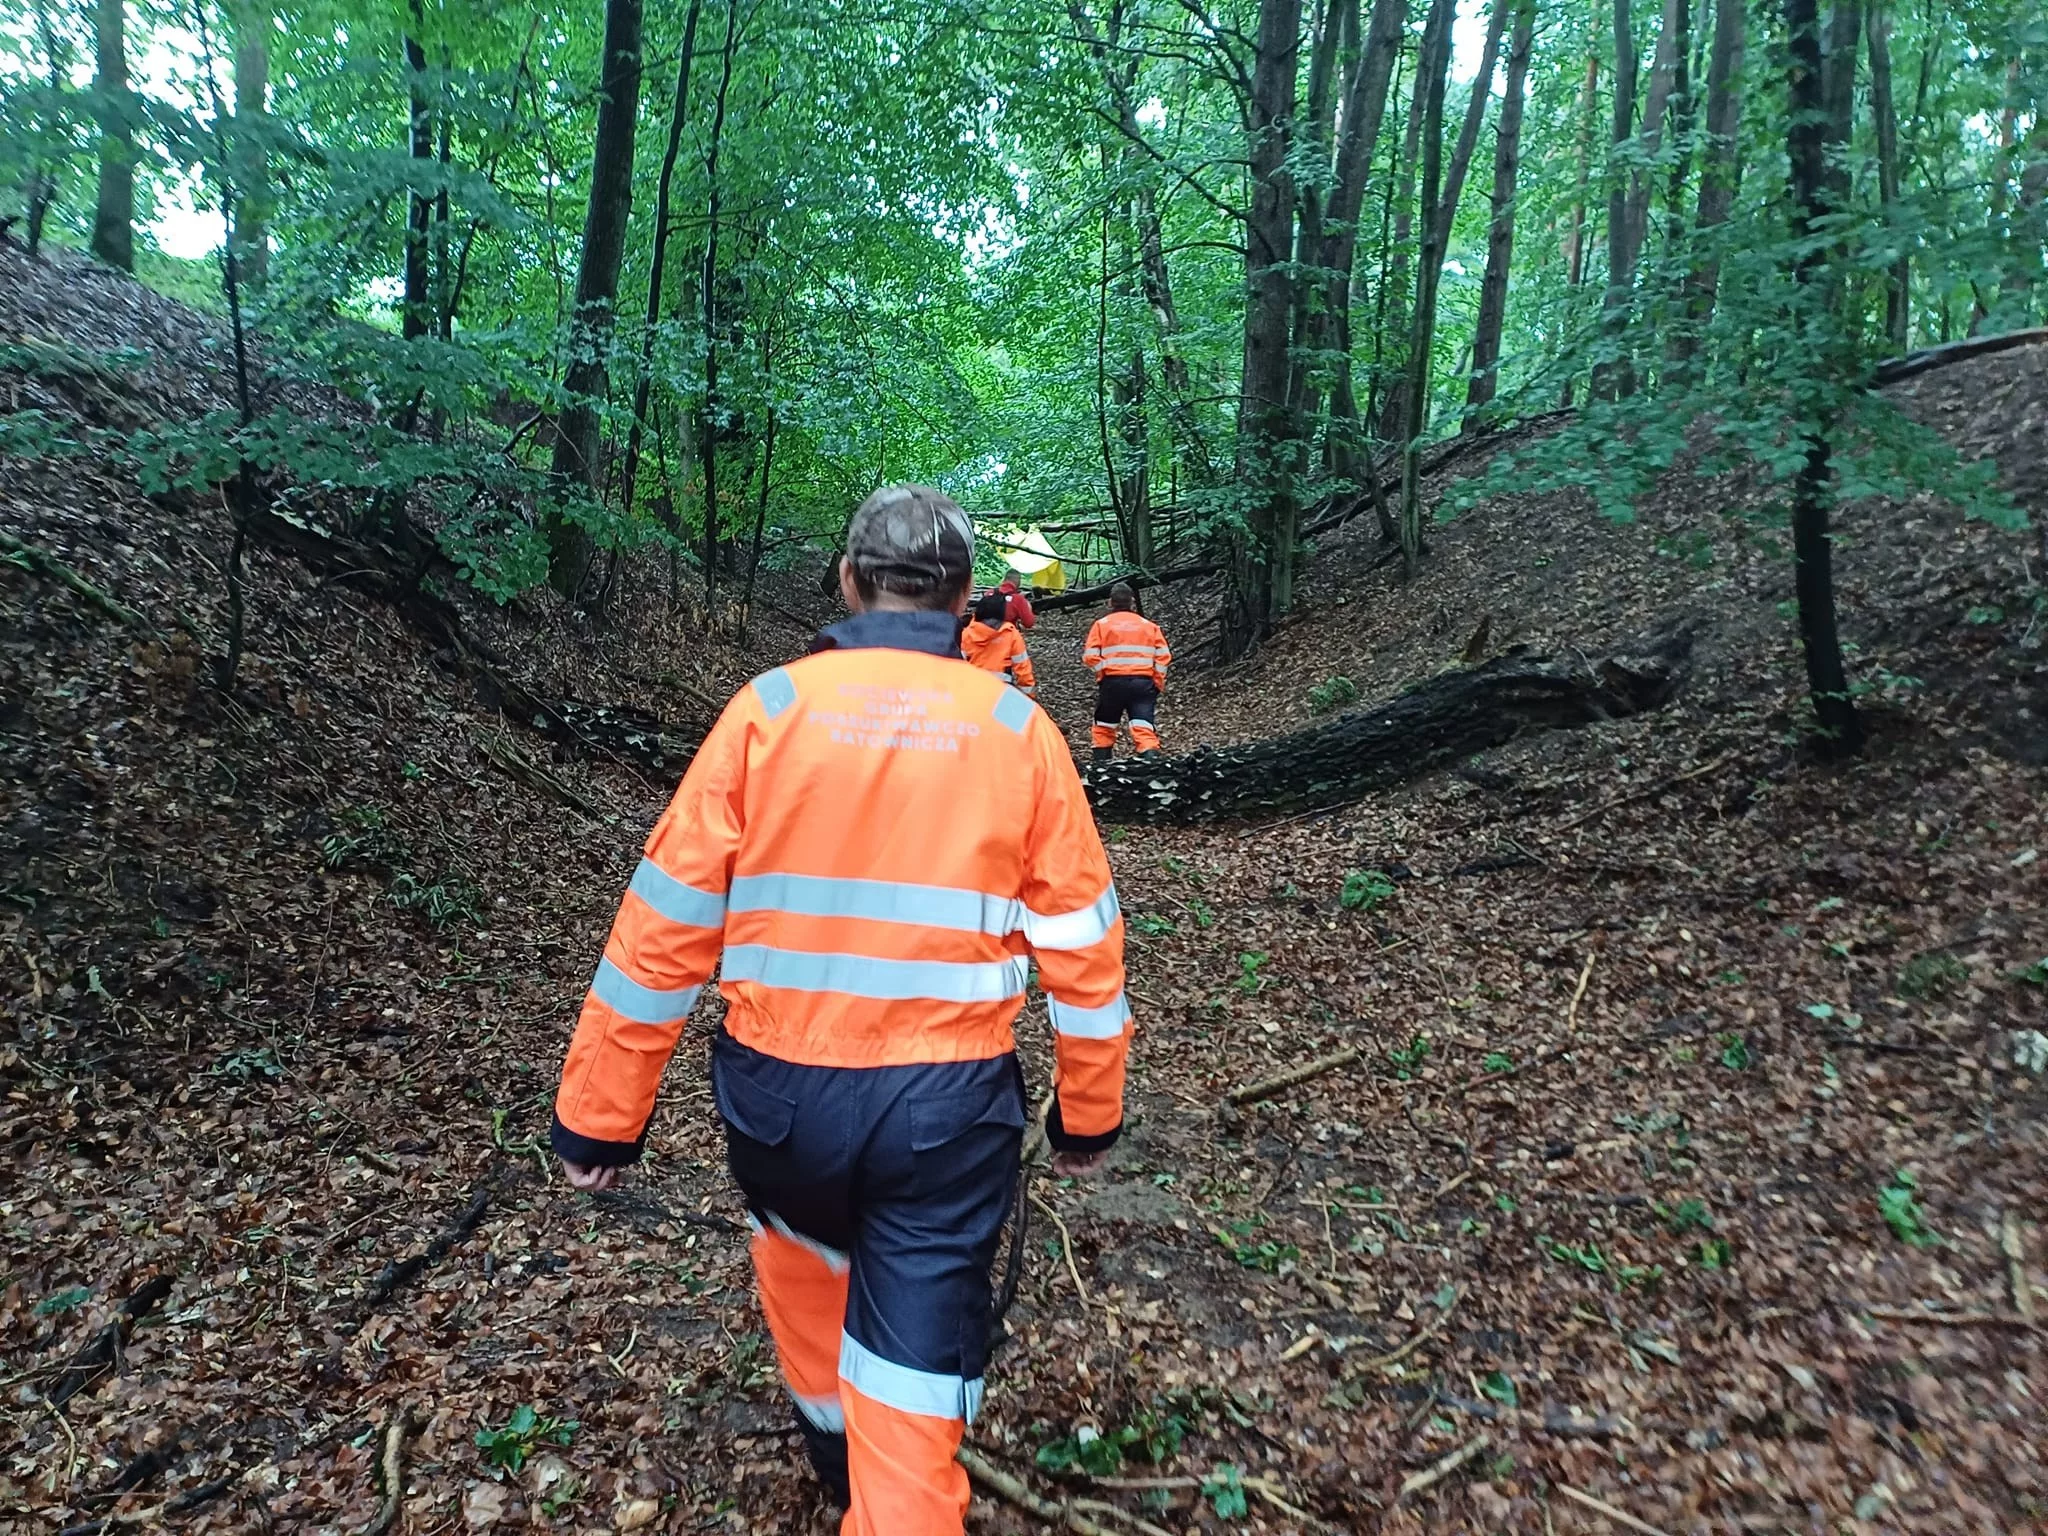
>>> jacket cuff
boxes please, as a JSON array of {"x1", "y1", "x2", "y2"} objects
[
  {"x1": 1046, "y1": 1095, "x2": 1121, "y2": 1156},
  {"x1": 551, "y1": 1111, "x2": 647, "y2": 1168}
]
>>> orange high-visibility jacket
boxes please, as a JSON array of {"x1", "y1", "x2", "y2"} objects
[
  {"x1": 1082, "y1": 611, "x2": 1170, "y2": 688},
  {"x1": 959, "y1": 618, "x2": 1036, "y2": 694},
  {"x1": 554, "y1": 620, "x2": 1132, "y2": 1164}
]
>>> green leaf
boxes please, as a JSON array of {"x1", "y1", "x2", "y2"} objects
[
  {"x1": 1480, "y1": 1371, "x2": 1518, "y2": 1407},
  {"x1": 1202, "y1": 1463, "x2": 1249, "y2": 1520},
  {"x1": 34, "y1": 1286, "x2": 92, "y2": 1317}
]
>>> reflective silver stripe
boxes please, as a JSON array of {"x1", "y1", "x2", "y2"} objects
[
  {"x1": 722, "y1": 944, "x2": 1029, "y2": 1003},
  {"x1": 1022, "y1": 885, "x2": 1121, "y2": 950},
  {"x1": 1048, "y1": 991, "x2": 1131, "y2": 1038},
  {"x1": 1098, "y1": 644, "x2": 1162, "y2": 657},
  {"x1": 747, "y1": 1209, "x2": 851, "y2": 1273},
  {"x1": 753, "y1": 667, "x2": 798, "y2": 718},
  {"x1": 791, "y1": 1389, "x2": 845, "y2": 1433},
  {"x1": 839, "y1": 1334, "x2": 982, "y2": 1422},
  {"x1": 590, "y1": 957, "x2": 700, "y2": 1024},
  {"x1": 731, "y1": 873, "x2": 1021, "y2": 936},
  {"x1": 992, "y1": 688, "x2": 1036, "y2": 734},
  {"x1": 628, "y1": 859, "x2": 726, "y2": 928}
]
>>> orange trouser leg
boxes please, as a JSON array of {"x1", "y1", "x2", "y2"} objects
[
  {"x1": 1129, "y1": 721, "x2": 1160, "y2": 752},
  {"x1": 1090, "y1": 722, "x2": 1117, "y2": 749},
  {"x1": 750, "y1": 1221, "x2": 850, "y2": 1432},
  {"x1": 840, "y1": 1383, "x2": 969, "y2": 1536}
]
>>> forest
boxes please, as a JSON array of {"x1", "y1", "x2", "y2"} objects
[{"x1": 2, "y1": 0, "x2": 2046, "y2": 1526}]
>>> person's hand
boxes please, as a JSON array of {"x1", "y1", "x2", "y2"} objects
[
  {"x1": 561, "y1": 1159, "x2": 622, "y2": 1192},
  {"x1": 1051, "y1": 1148, "x2": 1113, "y2": 1179}
]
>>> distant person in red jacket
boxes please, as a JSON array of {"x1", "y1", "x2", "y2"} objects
[{"x1": 996, "y1": 576, "x2": 1036, "y2": 631}]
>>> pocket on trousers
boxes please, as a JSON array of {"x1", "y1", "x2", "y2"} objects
[
  {"x1": 712, "y1": 1055, "x2": 797, "y2": 1149},
  {"x1": 908, "y1": 1083, "x2": 1026, "y2": 1153}
]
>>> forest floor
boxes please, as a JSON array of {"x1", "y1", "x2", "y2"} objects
[{"x1": 3, "y1": 240, "x2": 2046, "y2": 1536}]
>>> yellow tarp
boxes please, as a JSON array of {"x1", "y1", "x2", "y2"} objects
[{"x1": 989, "y1": 526, "x2": 1066, "y2": 592}]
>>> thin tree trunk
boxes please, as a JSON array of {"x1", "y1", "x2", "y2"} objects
[
  {"x1": 739, "y1": 380, "x2": 776, "y2": 644},
  {"x1": 27, "y1": 1, "x2": 66, "y2": 255},
  {"x1": 1432, "y1": 0, "x2": 1507, "y2": 254},
  {"x1": 1658, "y1": 0, "x2": 1692, "y2": 257},
  {"x1": 228, "y1": 0, "x2": 269, "y2": 290},
  {"x1": 1396, "y1": 0, "x2": 1456, "y2": 578},
  {"x1": 1121, "y1": 348, "x2": 1153, "y2": 569},
  {"x1": 1784, "y1": 0, "x2": 1863, "y2": 755},
  {"x1": 1375, "y1": 0, "x2": 1443, "y2": 448},
  {"x1": 1594, "y1": 0, "x2": 1639, "y2": 400},
  {"x1": 698, "y1": 0, "x2": 738, "y2": 607},
  {"x1": 1676, "y1": 0, "x2": 1744, "y2": 354},
  {"x1": 544, "y1": 0, "x2": 646, "y2": 597},
  {"x1": 1820, "y1": 0, "x2": 1861, "y2": 204},
  {"x1": 401, "y1": 8, "x2": 433, "y2": 341},
  {"x1": 1224, "y1": 0, "x2": 1305, "y2": 657},
  {"x1": 1977, "y1": 59, "x2": 2021, "y2": 332},
  {"x1": 1466, "y1": 0, "x2": 1535, "y2": 422},
  {"x1": 619, "y1": 0, "x2": 703, "y2": 528},
  {"x1": 1561, "y1": 51, "x2": 1598, "y2": 406},
  {"x1": 1866, "y1": 1, "x2": 1907, "y2": 350},
  {"x1": 1317, "y1": 0, "x2": 1407, "y2": 477},
  {"x1": 90, "y1": 0, "x2": 134, "y2": 272}
]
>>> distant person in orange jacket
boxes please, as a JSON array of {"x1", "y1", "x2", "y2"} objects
[
  {"x1": 1082, "y1": 583, "x2": 1170, "y2": 766},
  {"x1": 995, "y1": 575, "x2": 1036, "y2": 630},
  {"x1": 552, "y1": 485, "x2": 1132, "y2": 1536},
  {"x1": 960, "y1": 591, "x2": 1036, "y2": 695}
]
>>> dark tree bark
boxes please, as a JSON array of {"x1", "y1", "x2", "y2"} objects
[
  {"x1": 1395, "y1": 0, "x2": 1456, "y2": 578},
  {"x1": 229, "y1": 0, "x2": 270, "y2": 290},
  {"x1": 1597, "y1": 0, "x2": 1684, "y2": 398},
  {"x1": 1560, "y1": 52, "x2": 1598, "y2": 406},
  {"x1": 1431, "y1": 0, "x2": 1507, "y2": 256},
  {"x1": 1592, "y1": 0, "x2": 1640, "y2": 401},
  {"x1": 402, "y1": 4, "x2": 433, "y2": 341},
  {"x1": 1088, "y1": 620, "x2": 1696, "y2": 823},
  {"x1": 1465, "y1": 0, "x2": 1535, "y2": 421},
  {"x1": 1222, "y1": 0, "x2": 1304, "y2": 657},
  {"x1": 26, "y1": 0, "x2": 67, "y2": 255},
  {"x1": 619, "y1": 0, "x2": 704, "y2": 528},
  {"x1": 544, "y1": 0, "x2": 646, "y2": 598},
  {"x1": 1371, "y1": 7, "x2": 1437, "y2": 452},
  {"x1": 1865, "y1": 1, "x2": 1907, "y2": 349},
  {"x1": 1677, "y1": 0, "x2": 1745, "y2": 354},
  {"x1": 1784, "y1": 0, "x2": 1863, "y2": 755},
  {"x1": 698, "y1": 0, "x2": 739, "y2": 607},
  {"x1": 90, "y1": 0, "x2": 134, "y2": 272}
]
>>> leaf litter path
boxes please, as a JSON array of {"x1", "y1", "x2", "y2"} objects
[{"x1": 3, "y1": 246, "x2": 2047, "y2": 1534}]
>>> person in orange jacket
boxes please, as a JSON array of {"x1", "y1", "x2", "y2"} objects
[
  {"x1": 960, "y1": 591, "x2": 1036, "y2": 695},
  {"x1": 552, "y1": 485, "x2": 1132, "y2": 1536},
  {"x1": 1081, "y1": 583, "x2": 1171, "y2": 766}
]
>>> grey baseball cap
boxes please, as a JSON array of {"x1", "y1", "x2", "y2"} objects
[{"x1": 845, "y1": 484, "x2": 975, "y2": 594}]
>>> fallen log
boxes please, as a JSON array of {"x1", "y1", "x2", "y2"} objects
[
  {"x1": 1087, "y1": 618, "x2": 1697, "y2": 824},
  {"x1": 1870, "y1": 326, "x2": 2048, "y2": 387},
  {"x1": 1027, "y1": 559, "x2": 1220, "y2": 614}
]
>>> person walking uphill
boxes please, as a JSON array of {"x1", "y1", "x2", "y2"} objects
[
  {"x1": 1082, "y1": 584, "x2": 1171, "y2": 765},
  {"x1": 960, "y1": 590, "x2": 1036, "y2": 695},
  {"x1": 550, "y1": 484, "x2": 1134, "y2": 1536}
]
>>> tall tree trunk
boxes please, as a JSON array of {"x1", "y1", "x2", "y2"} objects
[
  {"x1": 1977, "y1": 60, "x2": 2021, "y2": 332},
  {"x1": 1134, "y1": 182, "x2": 1212, "y2": 484},
  {"x1": 1395, "y1": 0, "x2": 1455, "y2": 578},
  {"x1": 401, "y1": 6, "x2": 433, "y2": 341},
  {"x1": 1657, "y1": 0, "x2": 1692, "y2": 256},
  {"x1": 1375, "y1": 0, "x2": 1447, "y2": 448},
  {"x1": 1117, "y1": 349, "x2": 1153, "y2": 568},
  {"x1": 90, "y1": 0, "x2": 134, "y2": 272},
  {"x1": 544, "y1": 0, "x2": 646, "y2": 598},
  {"x1": 1819, "y1": 0, "x2": 1860, "y2": 203},
  {"x1": 1865, "y1": 0, "x2": 1907, "y2": 350},
  {"x1": 1466, "y1": 0, "x2": 1535, "y2": 422},
  {"x1": 698, "y1": 0, "x2": 738, "y2": 607},
  {"x1": 1431, "y1": 0, "x2": 1507, "y2": 255},
  {"x1": 1317, "y1": 0, "x2": 1408, "y2": 477},
  {"x1": 1282, "y1": 0, "x2": 1351, "y2": 468},
  {"x1": 27, "y1": 0, "x2": 66, "y2": 255},
  {"x1": 619, "y1": 0, "x2": 704, "y2": 528},
  {"x1": 1594, "y1": 0, "x2": 1639, "y2": 399},
  {"x1": 1561, "y1": 51, "x2": 1598, "y2": 406},
  {"x1": 1223, "y1": 0, "x2": 1304, "y2": 658},
  {"x1": 228, "y1": 0, "x2": 270, "y2": 290},
  {"x1": 1676, "y1": 0, "x2": 1744, "y2": 356},
  {"x1": 1783, "y1": 0, "x2": 1863, "y2": 755}
]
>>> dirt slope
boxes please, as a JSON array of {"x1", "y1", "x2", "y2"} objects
[{"x1": 3, "y1": 241, "x2": 2045, "y2": 1536}]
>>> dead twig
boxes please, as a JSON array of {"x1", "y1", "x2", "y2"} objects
[
  {"x1": 1223, "y1": 1046, "x2": 1362, "y2": 1105},
  {"x1": 1397, "y1": 1433, "x2": 1488, "y2": 1500},
  {"x1": 1858, "y1": 1303, "x2": 2039, "y2": 1330},
  {"x1": 1020, "y1": 1089, "x2": 1056, "y2": 1167},
  {"x1": 957, "y1": 1446, "x2": 1117, "y2": 1536},
  {"x1": 349, "y1": 1186, "x2": 490, "y2": 1327},
  {"x1": 1242, "y1": 1473, "x2": 1348, "y2": 1531},
  {"x1": 0, "y1": 529, "x2": 157, "y2": 633},
  {"x1": 1551, "y1": 754, "x2": 1733, "y2": 833},
  {"x1": 1555, "y1": 1483, "x2": 1676, "y2": 1536},
  {"x1": 1030, "y1": 1192, "x2": 1091, "y2": 1308},
  {"x1": 48, "y1": 1273, "x2": 175, "y2": 1409},
  {"x1": 56, "y1": 1475, "x2": 237, "y2": 1536},
  {"x1": 470, "y1": 728, "x2": 606, "y2": 823},
  {"x1": 1566, "y1": 951, "x2": 1597, "y2": 1030},
  {"x1": 2002, "y1": 1213, "x2": 2034, "y2": 1324},
  {"x1": 356, "y1": 1409, "x2": 414, "y2": 1536},
  {"x1": 1355, "y1": 1287, "x2": 1462, "y2": 1372}
]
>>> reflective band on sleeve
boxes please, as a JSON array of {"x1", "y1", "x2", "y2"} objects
[
  {"x1": 839, "y1": 1333, "x2": 982, "y2": 1422},
  {"x1": 1048, "y1": 991, "x2": 1131, "y2": 1038},
  {"x1": 749, "y1": 1208, "x2": 851, "y2": 1273},
  {"x1": 629, "y1": 859, "x2": 727, "y2": 929},
  {"x1": 1023, "y1": 885, "x2": 1121, "y2": 950},
  {"x1": 791, "y1": 1389, "x2": 845, "y2": 1433},
  {"x1": 731, "y1": 873, "x2": 1020, "y2": 936},
  {"x1": 753, "y1": 667, "x2": 798, "y2": 718},
  {"x1": 722, "y1": 945, "x2": 1030, "y2": 1003},
  {"x1": 590, "y1": 957, "x2": 701, "y2": 1024},
  {"x1": 992, "y1": 688, "x2": 1036, "y2": 735}
]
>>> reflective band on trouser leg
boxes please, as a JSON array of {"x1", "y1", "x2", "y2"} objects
[
  {"x1": 1090, "y1": 723, "x2": 1116, "y2": 749},
  {"x1": 839, "y1": 1381, "x2": 969, "y2": 1536},
  {"x1": 1129, "y1": 721, "x2": 1160, "y2": 752},
  {"x1": 749, "y1": 1222, "x2": 850, "y2": 1435}
]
